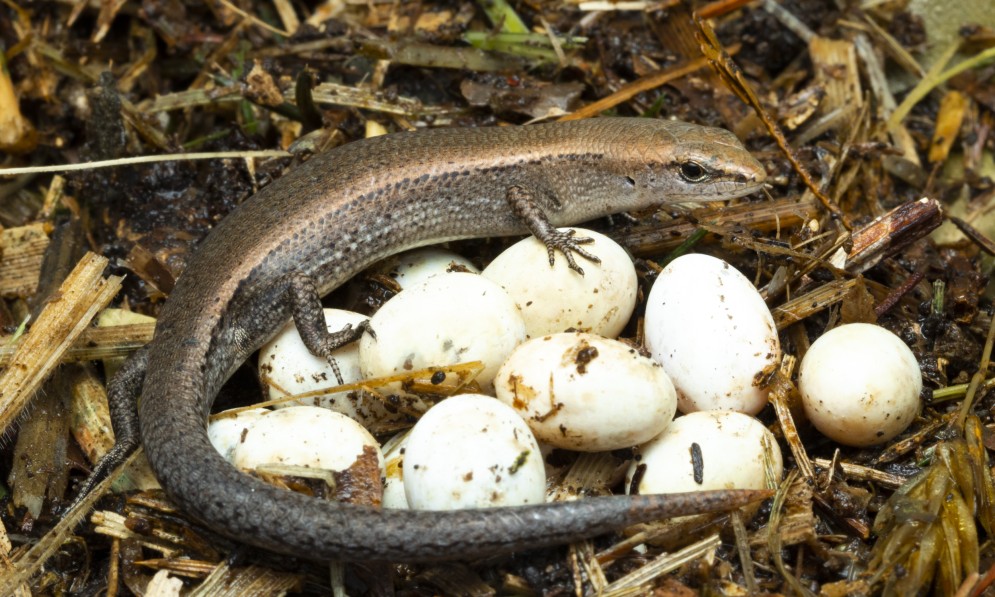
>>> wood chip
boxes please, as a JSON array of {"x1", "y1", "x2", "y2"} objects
[
  {"x1": 0, "y1": 321, "x2": 154, "y2": 366},
  {"x1": 188, "y1": 563, "x2": 302, "y2": 597},
  {"x1": 0, "y1": 252, "x2": 122, "y2": 434},
  {"x1": 809, "y1": 36, "x2": 862, "y2": 134},
  {"x1": 842, "y1": 197, "x2": 944, "y2": 274},
  {"x1": 929, "y1": 90, "x2": 968, "y2": 163},
  {"x1": 0, "y1": 223, "x2": 49, "y2": 299}
]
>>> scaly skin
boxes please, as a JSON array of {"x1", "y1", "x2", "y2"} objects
[{"x1": 107, "y1": 118, "x2": 768, "y2": 561}]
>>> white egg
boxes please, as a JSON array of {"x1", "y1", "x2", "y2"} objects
[
  {"x1": 494, "y1": 333, "x2": 677, "y2": 451},
  {"x1": 259, "y1": 309, "x2": 402, "y2": 427},
  {"x1": 359, "y1": 272, "x2": 525, "y2": 392},
  {"x1": 381, "y1": 431, "x2": 409, "y2": 509},
  {"x1": 207, "y1": 408, "x2": 268, "y2": 462},
  {"x1": 798, "y1": 323, "x2": 921, "y2": 447},
  {"x1": 482, "y1": 228, "x2": 637, "y2": 339},
  {"x1": 371, "y1": 247, "x2": 479, "y2": 290},
  {"x1": 229, "y1": 406, "x2": 383, "y2": 474},
  {"x1": 403, "y1": 394, "x2": 545, "y2": 510},
  {"x1": 644, "y1": 254, "x2": 780, "y2": 415},
  {"x1": 626, "y1": 411, "x2": 782, "y2": 495}
]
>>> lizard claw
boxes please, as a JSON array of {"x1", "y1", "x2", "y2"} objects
[
  {"x1": 544, "y1": 229, "x2": 601, "y2": 275},
  {"x1": 327, "y1": 319, "x2": 376, "y2": 347},
  {"x1": 323, "y1": 320, "x2": 376, "y2": 385},
  {"x1": 355, "y1": 319, "x2": 377, "y2": 341}
]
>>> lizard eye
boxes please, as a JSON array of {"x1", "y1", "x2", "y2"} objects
[{"x1": 679, "y1": 161, "x2": 708, "y2": 183}]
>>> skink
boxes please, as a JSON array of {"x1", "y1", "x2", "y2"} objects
[{"x1": 93, "y1": 117, "x2": 769, "y2": 561}]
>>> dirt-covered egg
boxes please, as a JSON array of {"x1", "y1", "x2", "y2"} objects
[
  {"x1": 370, "y1": 247, "x2": 479, "y2": 290},
  {"x1": 482, "y1": 228, "x2": 637, "y2": 338},
  {"x1": 494, "y1": 332, "x2": 677, "y2": 451},
  {"x1": 259, "y1": 308, "x2": 401, "y2": 427},
  {"x1": 626, "y1": 411, "x2": 782, "y2": 495},
  {"x1": 207, "y1": 408, "x2": 268, "y2": 462},
  {"x1": 228, "y1": 406, "x2": 383, "y2": 474},
  {"x1": 798, "y1": 323, "x2": 921, "y2": 447},
  {"x1": 381, "y1": 431, "x2": 409, "y2": 509},
  {"x1": 359, "y1": 272, "x2": 525, "y2": 392},
  {"x1": 644, "y1": 254, "x2": 780, "y2": 415},
  {"x1": 403, "y1": 394, "x2": 545, "y2": 510}
]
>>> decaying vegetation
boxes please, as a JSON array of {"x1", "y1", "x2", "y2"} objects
[{"x1": 1, "y1": 0, "x2": 995, "y2": 594}]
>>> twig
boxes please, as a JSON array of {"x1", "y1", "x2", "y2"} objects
[
  {"x1": 559, "y1": 50, "x2": 737, "y2": 121},
  {"x1": 0, "y1": 150, "x2": 290, "y2": 177}
]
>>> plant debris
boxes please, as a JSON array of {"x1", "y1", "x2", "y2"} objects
[{"x1": 2, "y1": 0, "x2": 995, "y2": 594}]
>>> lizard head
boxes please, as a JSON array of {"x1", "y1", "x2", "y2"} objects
[{"x1": 626, "y1": 120, "x2": 767, "y2": 203}]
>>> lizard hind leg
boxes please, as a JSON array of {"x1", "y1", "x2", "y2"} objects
[
  {"x1": 284, "y1": 271, "x2": 373, "y2": 385},
  {"x1": 63, "y1": 345, "x2": 149, "y2": 513}
]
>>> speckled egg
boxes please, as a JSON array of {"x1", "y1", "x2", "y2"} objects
[
  {"x1": 369, "y1": 247, "x2": 479, "y2": 290},
  {"x1": 798, "y1": 323, "x2": 921, "y2": 447},
  {"x1": 494, "y1": 332, "x2": 677, "y2": 451},
  {"x1": 644, "y1": 254, "x2": 780, "y2": 415},
  {"x1": 381, "y1": 431, "x2": 409, "y2": 509},
  {"x1": 207, "y1": 408, "x2": 268, "y2": 462},
  {"x1": 228, "y1": 406, "x2": 383, "y2": 474},
  {"x1": 482, "y1": 228, "x2": 637, "y2": 338},
  {"x1": 403, "y1": 394, "x2": 545, "y2": 510},
  {"x1": 359, "y1": 272, "x2": 525, "y2": 392},
  {"x1": 626, "y1": 410, "x2": 782, "y2": 495},
  {"x1": 259, "y1": 308, "x2": 401, "y2": 427}
]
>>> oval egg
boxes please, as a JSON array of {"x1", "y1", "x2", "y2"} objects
[
  {"x1": 798, "y1": 323, "x2": 921, "y2": 447},
  {"x1": 381, "y1": 431, "x2": 410, "y2": 509},
  {"x1": 229, "y1": 406, "x2": 383, "y2": 475},
  {"x1": 626, "y1": 410, "x2": 782, "y2": 496},
  {"x1": 482, "y1": 228, "x2": 637, "y2": 339},
  {"x1": 371, "y1": 247, "x2": 479, "y2": 290},
  {"x1": 208, "y1": 408, "x2": 268, "y2": 462},
  {"x1": 259, "y1": 308, "x2": 402, "y2": 427},
  {"x1": 644, "y1": 253, "x2": 780, "y2": 415},
  {"x1": 403, "y1": 394, "x2": 545, "y2": 510},
  {"x1": 359, "y1": 272, "x2": 525, "y2": 392},
  {"x1": 494, "y1": 332, "x2": 677, "y2": 451}
]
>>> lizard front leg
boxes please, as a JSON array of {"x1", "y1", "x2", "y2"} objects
[{"x1": 506, "y1": 185, "x2": 600, "y2": 275}]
